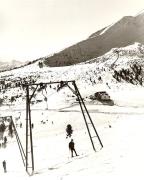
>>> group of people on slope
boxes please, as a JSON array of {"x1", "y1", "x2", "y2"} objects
[{"x1": 1, "y1": 139, "x2": 78, "y2": 174}]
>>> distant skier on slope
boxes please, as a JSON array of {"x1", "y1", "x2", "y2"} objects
[
  {"x1": 2, "y1": 160, "x2": 7, "y2": 173},
  {"x1": 31, "y1": 123, "x2": 34, "y2": 129},
  {"x1": 69, "y1": 139, "x2": 78, "y2": 158},
  {"x1": 4, "y1": 136, "x2": 7, "y2": 144}
]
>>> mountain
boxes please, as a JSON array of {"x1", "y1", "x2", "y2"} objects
[
  {"x1": 0, "y1": 42, "x2": 144, "y2": 108},
  {"x1": 1, "y1": 11, "x2": 144, "y2": 179},
  {"x1": 1, "y1": 42, "x2": 144, "y2": 179},
  {"x1": 44, "y1": 11, "x2": 144, "y2": 67},
  {"x1": 0, "y1": 60, "x2": 28, "y2": 72}
]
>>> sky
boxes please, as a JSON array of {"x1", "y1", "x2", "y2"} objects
[{"x1": 0, "y1": 0, "x2": 144, "y2": 62}]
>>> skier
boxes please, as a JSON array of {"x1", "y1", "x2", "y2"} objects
[
  {"x1": 31, "y1": 123, "x2": 34, "y2": 129},
  {"x1": 2, "y1": 160, "x2": 7, "y2": 173},
  {"x1": 69, "y1": 139, "x2": 78, "y2": 157},
  {"x1": 4, "y1": 136, "x2": 7, "y2": 144},
  {"x1": 20, "y1": 122, "x2": 22, "y2": 128}
]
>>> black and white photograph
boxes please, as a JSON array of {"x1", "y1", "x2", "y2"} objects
[{"x1": 0, "y1": 0, "x2": 144, "y2": 179}]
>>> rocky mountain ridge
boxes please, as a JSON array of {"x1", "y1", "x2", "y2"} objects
[{"x1": 43, "y1": 12, "x2": 144, "y2": 67}]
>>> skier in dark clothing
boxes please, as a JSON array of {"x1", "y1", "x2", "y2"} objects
[
  {"x1": 20, "y1": 122, "x2": 22, "y2": 128},
  {"x1": 31, "y1": 123, "x2": 34, "y2": 129},
  {"x1": 69, "y1": 139, "x2": 78, "y2": 157},
  {"x1": 2, "y1": 160, "x2": 6, "y2": 173},
  {"x1": 4, "y1": 136, "x2": 7, "y2": 144}
]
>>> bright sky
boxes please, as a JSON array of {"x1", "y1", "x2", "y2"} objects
[{"x1": 0, "y1": 0, "x2": 144, "y2": 62}]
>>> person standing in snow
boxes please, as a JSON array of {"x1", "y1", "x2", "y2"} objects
[
  {"x1": 4, "y1": 136, "x2": 7, "y2": 144},
  {"x1": 69, "y1": 139, "x2": 78, "y2": 157},
  {"x1": 20, "y1": 122, "x2": 22, "y2": 128},
  {"x1": 2, "y1": 160, "x2": 7, "y2": 173},
  {"x1": 31, "y1": 123, "x2": 34, "y2": 129}
]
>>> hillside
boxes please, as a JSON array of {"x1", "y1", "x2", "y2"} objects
[
  {"x1": 43, "y1": 12, "x2": 144, "y2": 67},
  {"x1": 0, "y1": 42, "x2": 144, "y2": 108},
  {"x1": 0, "y1": 42, "x2": 144, "y2": 179},
  {"x1": 0, "y1": 60, "x2": 29, "y2": 72}
]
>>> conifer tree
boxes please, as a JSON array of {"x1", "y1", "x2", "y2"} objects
[{"x1": 66, "y1": 124, "x2": 73, "y2": 138}]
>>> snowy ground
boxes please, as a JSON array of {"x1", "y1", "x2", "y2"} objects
[
  {"x1": 0, "y1": 42, "x2": 144, "y2": 179},
  {"x1": 1, "y1": 89, "x2": 144, "y2": 180}
]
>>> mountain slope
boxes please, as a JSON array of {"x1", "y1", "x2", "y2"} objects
[
  {"x1": 44, "y1": 12, "x2": 144, "y2": 67},
  {"x1": 1, "y1": 100, "x2": 144, "y2": 179},
  {"x1": 0, "y1": 60, "x2": 28, "y2": 72},
  {"x1": 0, "y1": 42, "x2": 144, "y2": 109},
  {"x1": 1, "y1": 44, "x2": 144, "y2": 179}
]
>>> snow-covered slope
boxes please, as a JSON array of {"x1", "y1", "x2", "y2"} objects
[
  {"x1": 1, "y1": 42, "x2": 144, "y2": 80},
  {"x1": 1, "y1": 91, "x2": 144, "y2": 179},
  {"x1": 1, "y1": 43, "x2": 144, "y2": 179},
  {"x1": 0, "y1": 60, "x2": 28, "y2": 72},
  {"x1": 0, "y1": 42, "x2": 144, "y2": 107}
]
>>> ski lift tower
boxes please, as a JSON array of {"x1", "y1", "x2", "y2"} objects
[{"x1": 23, "y1": 80, "x2": 103, "y2": 175}]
